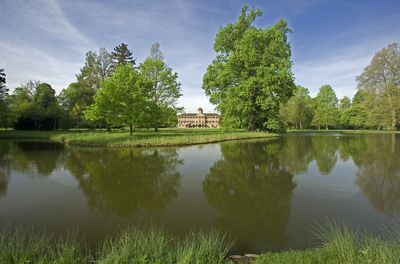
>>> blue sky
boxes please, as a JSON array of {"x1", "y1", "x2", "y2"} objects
[{"x1": 1, "y1": 0, "x2": 399, "y2": 112}]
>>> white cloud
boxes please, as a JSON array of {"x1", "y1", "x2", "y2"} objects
[
  {"x1": 0, "y1": 0, "x2": 97, "y2": 91},
  {"x1": 293, "y1": 40, "x2": 397, "y2": 99}
]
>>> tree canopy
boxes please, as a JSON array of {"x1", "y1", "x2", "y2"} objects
[
  {"x1": 312, "y1": 85, "x2": 338, "y2": 130},
  {"x1": 203, "y1": 5, "x2": 295, "y2": 132},
  {"x1": 112, "y1": 43, "x2": 135, "y2": 66},
  {"x1": 357, "y1": 43, "x2": 400, "y2": 130},
  {"x1": 85, "y1": 63, "x2": 146, "y2": 135},
  {"x1": 0, "y1": 68, "x2": 11, "y2": 129},
  {"x1": 139, "y1": 43, "x2": 182, "y2": 130}
]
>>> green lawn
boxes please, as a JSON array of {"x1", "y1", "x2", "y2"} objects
[{"x1": 0, "y1": 128, "x2": 278, "y2": 147}]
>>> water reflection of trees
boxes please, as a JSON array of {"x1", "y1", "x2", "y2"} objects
[
  {"x1": 203, "y1": 140, "x2": 296, "y2": 250},
  {"x1": 11, "y1": 141, "x2": 64, "y2": 176},
  {"x1": 0, "y1": 141, "x2": 11, "y2": 196},
  {"x1": 65, "y1": 148, "x2": 182, "y2": 217},
  {"x1": 311, "y1": 136, "x2": 338, "y2": 174},
  {"x1": 353, "y1": 134, "x2": 400, "y2": 217},
  {"x1": 0, "y1": 140, "x2": 64, "y2": 197}
]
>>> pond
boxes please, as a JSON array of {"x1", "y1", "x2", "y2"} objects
[{"x1": 0, "y1": 132, "x2": 399, "y2": 254}]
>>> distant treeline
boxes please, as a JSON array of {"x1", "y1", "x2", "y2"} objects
[
  {"x1": 280, "y1": 43, "x2": 400, "y2": 131},
  {"x1": 0, "y1": 43, "x2": 181, "y2": 134},
  {"x1": 0, "y1": 5, "x2": 399, "y2": 133}
]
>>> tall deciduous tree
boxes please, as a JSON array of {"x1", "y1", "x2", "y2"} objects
[
  {"x1": 357, "y1": 43, "x2": 400, "y2": 130},
  {"x1": 85, "y1": 63, "x2": 145, "y2": 135},
  {"x1": 202, "y1": 5, "x2": 295, "y2": 132},
  {"x1": 11, "y1": 82, "x2": 61, "y2": 130},
  {"x1": 312, "y1": 85, "x2": 338, "y2": 130},
  {"x1": 338, "y1": 96, "x2": 352, "y2": 128},
  {"x1": 0, "y1": 68, "x2": 11, "y2": 129},
  {"x1": 112, "y1": 43, "x2": 135, "y2": 66},
  {"x1": 60, "y1": 48, "x2": 113, "y2": 127},
  {"x1": 282, "y1": 85, "x2": 314, "y2": 129},
  {"x1": 139, "y1": 43, "x2": 182, "y2": 131}
]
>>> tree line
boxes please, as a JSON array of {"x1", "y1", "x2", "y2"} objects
[
  {"x1": 1, "y1": 5, "x2": 399, "y2": 133},
  {"x1": 280, "y1": 43, "x2": 400, "y2": 130},
  {"x1": 0, "y1": 43, "x2": 181, "y2": 134},
  {"x1": 203, "y1": 5, "x2": 400, "y2": 132}
]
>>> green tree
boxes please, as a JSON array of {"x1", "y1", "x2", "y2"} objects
[
  {"x1": 11, "y1": 81, "x2": 61, "y2": 130},
  {"x1": 0, "y1": 68, "x2": 12, "y2": 129},
  {"x1": 338, "y1": 96, "x2": 352, "y2": 128},
  {"x1": 202, "y1": 5, "x2": 295, "y2": 132},
  {"x1": 112, "y1": 43, "x2": 135, "y2": 66},
  {"x1": 312, "y1": 85, "x2": 338, "y2": 130},
  {"x1": 282, "y1": 85, "x2": 314, "y2": 129},
  {"x1": 85, "y1": 63, "x2": 146, "y2": 135},
  {"x1": 60, "y1": 48, "x2": 113, "y2": 128},
  {"x1": 349, "y1": 91, "x2": 367, "y2": 129},
  {"x1": 357, "y1": 43, "x2": 400, "y2": 130},
  {"x1": 139, "y1": 43, "x2": 182, "y2": 131}
]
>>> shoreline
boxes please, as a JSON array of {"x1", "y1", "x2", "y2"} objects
[{"x1": 0, "y1": 129, "x2": 279, "y2": 148}]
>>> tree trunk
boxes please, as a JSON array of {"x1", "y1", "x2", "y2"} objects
[
  {"x1": 54, "y1": 117, "x2": 57, "y2": 130},
  {"x1": 154, "y1": 127, "x2": 158, "y2": 132},
  {"x1": 34, "y1": 119, "x2": 37, "y2": 131},
  {"x1": 130, "y1": 123, "x2": 133, "y2": 135}
]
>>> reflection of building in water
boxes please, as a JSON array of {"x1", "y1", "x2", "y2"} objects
[{"x1": 177, "y1": 107, "x2": 220, "y2": 128}]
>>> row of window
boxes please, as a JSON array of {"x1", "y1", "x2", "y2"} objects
[
  {"x1": 179, "y1": 115, "x2": 219, "y2": 119},
  {"x1": 179, "y1": 120, "x2": 218, "y2": 124}
]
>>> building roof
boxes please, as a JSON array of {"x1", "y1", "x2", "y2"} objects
[{"x1": 178, "y1": 113, "x2": 220, "y2": 116}]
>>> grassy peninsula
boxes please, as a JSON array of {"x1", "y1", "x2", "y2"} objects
[
  {"x1": 2, "y1": 222, "x2": 400, "y2": 264},
  {"x1": 0, "y1": 128, "x2": 278, "y2": 147}
]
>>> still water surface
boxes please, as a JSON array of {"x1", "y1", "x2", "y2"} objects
[{"x1": 0, "y1": 133, "x2": 399, "y2": 253}]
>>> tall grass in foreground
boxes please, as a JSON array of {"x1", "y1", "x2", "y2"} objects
[
  {"x1": 256, "y1": 220, "x2": 400, "y2": 264},
  {"x1": 0, "y1": 225, "x2": 231, "y2": 264},
  {"x1": 1, "y1": 222, "x2": 400, "y2": 263}
]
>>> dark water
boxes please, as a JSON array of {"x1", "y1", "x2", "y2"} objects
[{"x1": 0, "y1": 133, "x2": 399, "y2": 253}]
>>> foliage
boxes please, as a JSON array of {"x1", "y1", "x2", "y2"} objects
[
  {"x1": 357, "y1": 42, "x2": 400, "y2": 130},
  {"x1": 312, "y1": 85, "x2": 338, "y2": 130},
  {"x1": 10, "y1": 81, "x2": 62, "y2": 130},
  {"x1": 280, "y1": 85, "x2": 314, "y2": 129},
  {"x1": 0, "y1": 68, "x2": 12, "y2": 129},
  {"x1": 85, "y1": 63, "x2": 149, "y2": 134},
  {"x1": 338, "y1": 96, "x2": 351, "y2": 128},
  {"x1": 111, "y1": 42, "x2": 135, "y2": 66},
  {"x1": 139, "y1": 43, "x2": 182, "y2": 130},
  {"x1": 59, "y1": 48, "x2": 114, "y2": 128},
  {"x1": 203, "y1": 5, "x2": 295, "y2": 132}
]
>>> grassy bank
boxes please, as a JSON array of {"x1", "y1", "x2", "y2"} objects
[
  {"x1": 0, "y1": 128, "x2": 278, "y2": 147},
  {"x1": 256, "y1": 221, "x2": 400, "y2": 264},
  {"x1": 0, "y1": 225, "x2": 231, "y2": 264},
  {"x1": 1, "y1": 222, "x2": 400, "y2": 263}
]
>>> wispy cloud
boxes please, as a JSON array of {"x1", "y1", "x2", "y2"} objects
[
  {"x1": 0, "y1": 0, "x2": 96, "y2": 90},
  {"x1": 0, "y1": 0, "x2": 399, "y2": 112}
]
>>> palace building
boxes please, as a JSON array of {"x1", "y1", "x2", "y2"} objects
[{"x1": 177, "y1": 107, "x2": 220, "y2": 128}]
